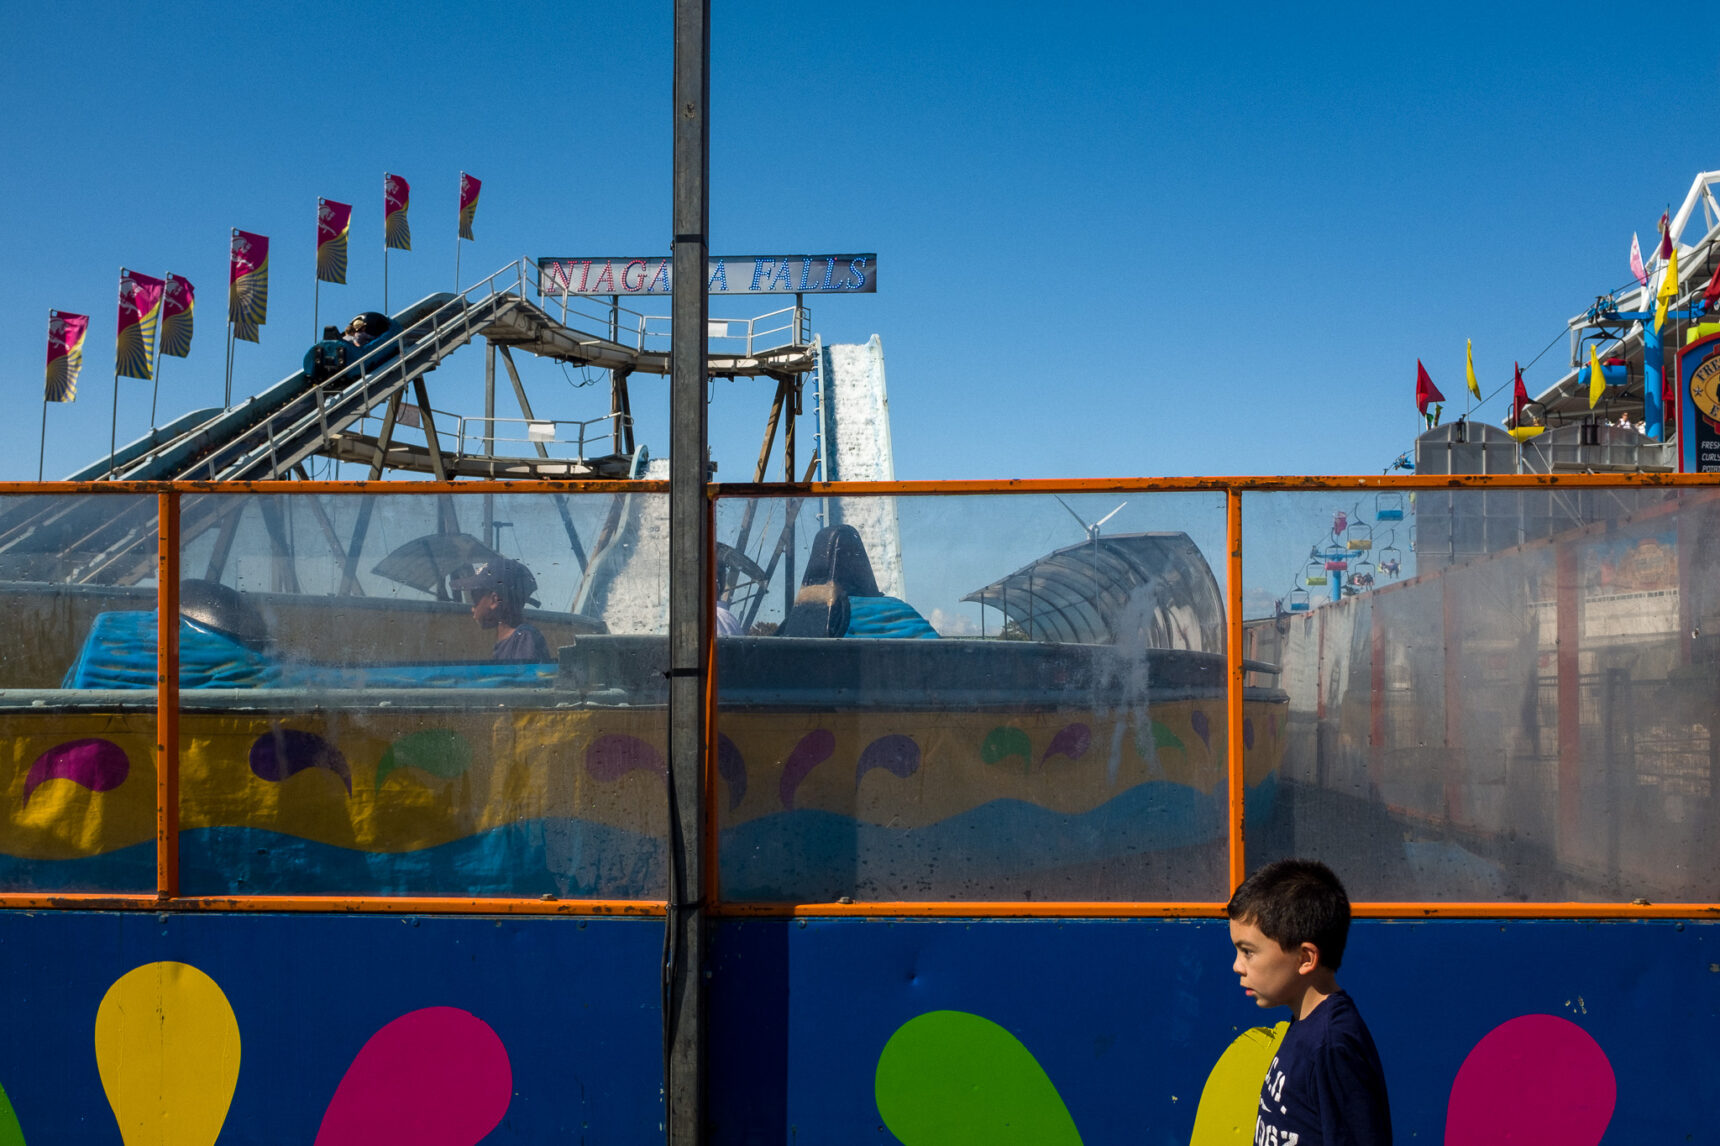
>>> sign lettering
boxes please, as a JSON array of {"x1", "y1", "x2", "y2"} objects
[{"x1": 537, "y1": 254, "x2": 876, "y2": 297}]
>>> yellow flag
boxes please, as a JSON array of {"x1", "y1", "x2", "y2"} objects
[
  {"x1": 1655, "y1": 244, "x2": 1680, "y2": 332},
  {"x1": 1588, "y1": 345, "x2": 1605, "y2": 408},
  {"x1": 1465, "y1": 339, "x2": 1479, "y2": 397}
]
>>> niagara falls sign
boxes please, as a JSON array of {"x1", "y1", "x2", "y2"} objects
[{"x1": 537, "y1": 254, "x2": 876, "y2": 297}]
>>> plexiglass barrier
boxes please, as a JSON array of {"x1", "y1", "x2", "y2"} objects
[
  {"x1": 165, "y1": 491, "x2": 670, "y2": 898},
  {"x1": 711, "y1": 491, "x2": 1246, "y2": 902},
  {"x1": 1243, "y1": 486, "x2": 1720, "y2": 902},
  {"x1": 0, "y1": 493, "x2": 158, "y2": 893},
  {"x1": 4, "y1": 479, "x2": 1717, "y2": 911}
]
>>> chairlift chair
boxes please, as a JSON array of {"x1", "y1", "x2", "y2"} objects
[
  {"x1": 1346, "y1": 520, "x2": 1374, "y2": 551},
  {"x1": 1375, "y1": 493, "x2": 1405, "y2": 521},
  {"x1": 1304, "y1": 557, "x2": 1328, "y2": 586},
  {"x1": 1289, "y1": 587, "x2": 1311, "y2": 612},
  {"x1": 1351, "y1": 559, "x2": 1377, "y2": 589},
  {"x1": 1380, "y1": 543, "x2": 1403, "y2": 578},
  {"x1": 1324, "y1": 553, "x2": 1348, "y2": 572}
]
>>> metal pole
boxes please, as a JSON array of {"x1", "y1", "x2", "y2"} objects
[{"x1": 666, "y1": 1, "x2": 710, "y2": 1143}]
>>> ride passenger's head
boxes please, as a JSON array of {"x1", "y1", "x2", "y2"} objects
[
  {"x1": 451, "y1": 558, "x2": 540, "y2": 629},
  {"x1": 801, "y1": 524, "x2": 880, "y2": 597}
]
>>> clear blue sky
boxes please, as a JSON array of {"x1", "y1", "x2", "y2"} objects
[{"x1": 3, "y1": 2, "x2": 1717, "y2": 485}]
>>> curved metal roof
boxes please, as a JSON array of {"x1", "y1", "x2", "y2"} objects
[{"x1": 960, "y1": 532, "x2": 1225, "y2": 652}]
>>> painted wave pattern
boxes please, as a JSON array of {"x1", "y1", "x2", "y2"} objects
[
  {"x1": 721, "y1": 775, "x2": 1279, "y2": 901},
  {"x1": 0, "y1": 775, "x2": 1277, "y2": 899}
]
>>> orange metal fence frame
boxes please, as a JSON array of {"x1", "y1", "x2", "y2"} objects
[{"x1": 0, "y1": 474, "x2": 1715, "y2": 920}]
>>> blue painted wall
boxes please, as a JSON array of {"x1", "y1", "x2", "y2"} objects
[
  {"x1": 0, "y1": 913, "x2": 1714, "y2": 1142},
  {"x1": 0, "y1": 913, "x2": 664, "y2": 1143},
  {"x1": 710, "y1": 917, "x2": 1719, "y2": 1144}
]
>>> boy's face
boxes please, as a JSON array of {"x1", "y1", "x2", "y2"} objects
[{"x1": 1228, "y1": 916, "x2": 1315, "y2": 1009}]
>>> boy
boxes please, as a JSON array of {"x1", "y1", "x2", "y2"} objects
[{"x1": 1227, "y1": 859, "x2": 1391, "y2": 1146}]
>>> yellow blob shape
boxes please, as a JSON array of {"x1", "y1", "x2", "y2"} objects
[
  {"x1": 1188, "y1": 1023, "x2": 1287, "y2": 1145},
  {"x1": 95, "y1": 962, "x2": 241, "y2": 1146}
]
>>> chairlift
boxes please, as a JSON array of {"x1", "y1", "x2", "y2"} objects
[
  {"x1": 1380, "y1": 543, "x2": 1403, "y2": 578},
  {"x1": 1375, "y1": 493, "x2": 1405, "y2": 522},
  {"x1": 1351, "y1": 559, "x2": 1377, "y2": 589},
  {"x1": 1289, "y1": 587, "x2": 1310, "y2": 612},
  {"x1": 1324, "y1": 554, "x2": 1348, "y2": 572},
  {"x1": 1304, "y1": 556, "x2": 1328, "y2": 586},
  {"x1": 1345, "y1": 520, "x2": 1374, "y2": 551}
]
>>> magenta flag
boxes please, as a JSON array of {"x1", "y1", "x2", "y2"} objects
[
  {"x1": 230, "y1": 229, "x2": 269, "y2": 342},
  {"x1": 318, "y1": 198, "x2": 352, "y2": 284},
  {"x1": 384, "y1": 173, "x2": 411, "y2": 251},
  {"x1": 116, "y1": 268, "x2": 165, "y2": 380},
  {"x1": 458, "y1": 172, "x2": 481, "y2": 240},
  {"x1": 46, "y1": 310, "x2": 89, "y2": 402},
  {"x1": 162, "y1": 274, "x2": 194, "y2": 358}
]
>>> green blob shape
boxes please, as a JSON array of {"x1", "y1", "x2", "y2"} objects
[
  {"x1": 875, "y1": 1010, "x2": 1082, "y2": 1146},
  {"x1": 980, "y1": 726, "x2": 1033, "y2": 770},
  {"x1": 0, "y1": 1079, "x2": 24, "y2": 1146},
  {"x1": 1136, "y1": 720, "x2": 1185, "y2": 757},
  {"x1": 375, "y1": 729, "x2": 473, "y2": 790}
]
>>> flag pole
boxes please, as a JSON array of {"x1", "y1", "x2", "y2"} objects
[
  {"x1": 315, "y1": 276, "x2": 321, "y2": 343},
  {"x1": 109, "y1": 366, "x2": 120, "y2": 478},
  {"x1": 38, "y1": 395, "x2": 48, "y2": 482},
  {"x1": 224, "y1": 321, "x2": 235, "y2": 408},
  {"x1": 149, "y1": 303, "x2": 165, "y2": 428},
  {"x1": 455, "y1": 235, "x2": 461, "y2": 293}
]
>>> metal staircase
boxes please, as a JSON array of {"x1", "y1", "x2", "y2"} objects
[{"x1": 0, "y1": 260, "x2": 822, "y2": 584}]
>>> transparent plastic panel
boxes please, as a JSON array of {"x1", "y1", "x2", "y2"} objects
[
  {"x1": 1243, "y1": 487, "x2": 1720, "y2": 902},
  {"x1": 174, "y1": 490, "x2": 667, "y2": 898},
  {"x1": 0, "y1": 492, "x2": 158, "y2": 892},
  {"x1": 713, "y1": 491, "x2": 1246, "y2": 902}
]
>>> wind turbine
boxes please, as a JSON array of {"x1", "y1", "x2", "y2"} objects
[{"x1": 1055, "y1": 496, "x2": 1127, "y2": 542}]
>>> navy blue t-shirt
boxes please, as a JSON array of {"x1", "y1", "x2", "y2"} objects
[
  {"x1": 1255, "y1": 991, "x2": 1391, "y2": 1146},
  {"x1": 492, "y1": 622, "x2": 552, "y2": 663}
]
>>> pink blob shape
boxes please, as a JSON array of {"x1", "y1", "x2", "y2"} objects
[
  {"x1": 779, "y1": 728, "x2": 836, "y2": 809},
  {"x1": 1445, "y1": 1014, "x2": 1615, "y2": 1145},
  {"x1": 1041, "y1": 722, "x2": 1091, "y2": 763},
  {"x1": 585, "y1": 734, "x2": 666, "y2": 782},
  {"x1": 315, "y1": 1006, "x2": 512, "y2": 1146},
  {"x1": 23, "y1": 738, "x2": 130, "y2": 806}
]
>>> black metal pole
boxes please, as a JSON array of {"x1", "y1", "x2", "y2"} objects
[{"x1": 666, "y1": 0, "x2": 710, "y2": 1142}]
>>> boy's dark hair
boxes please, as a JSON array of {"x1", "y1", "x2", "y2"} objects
[{"x1": 1226, "y1": 859, "x2": 1352, "y2": 970}]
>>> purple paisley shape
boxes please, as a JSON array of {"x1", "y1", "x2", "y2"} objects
[
  {"x1": 856, "y1": 734, "x2": 920, "y2": 786},
  {"x1": 23, "y1": 738, "x2": 130, "y2": 807},
  {"x1": 717, "y1": 733, "x2": 747, "y2": 811},
  {"x1": 249, "y1": 729, "x2": 351, "y2": 794},
  {"x1": 1190, "y1": 710, "x2": 1211, "y2": 749},
  {"x1": 1041, "y1": 722, "x2": 1092, "y2": 764},
  {"x1": 779, "y1": 729, "x2": 836, "y2": 810},
  {"x1": 586, "y1": 734, "x2": 667, "y2": 782}
]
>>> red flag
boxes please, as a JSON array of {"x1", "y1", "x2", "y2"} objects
[
  {"x1": 1704, "y1": 257, "x2": 1720, "y2": 309},
  {"x1": 1415, "y1": 359, "x2": 1445, "y2": 414},
  {"x1": 1512, "y1": 362, "x2": 1529, "y2": 427},
  {"x1": 1657, "y1": 210, "x2": 1673, "y2": 260}
]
